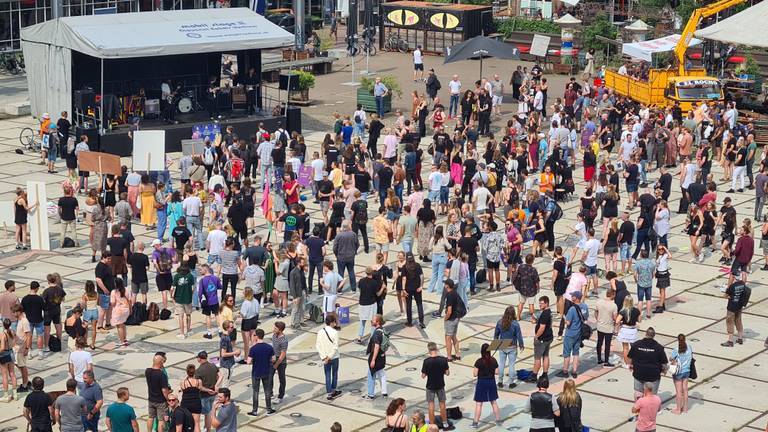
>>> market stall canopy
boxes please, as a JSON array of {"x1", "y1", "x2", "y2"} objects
[
  {"x1": 694, "y1": 1, "x2": 768, "y2": 48},
  {"x1": 553, "y1": 13, "x2": 582, "y2": 25},
  {"x1": 625, "y1": 19, "x2": 651, "y2": 32},
  {"x1": 20, "y1": 7, "x2": 294, "y2": 59},
  {"x1": 560, "y1": 0, "x2": 580, "y2": 6},
  {"x1": 622, "y1": 34, "x2": 702, "y2": 62}
]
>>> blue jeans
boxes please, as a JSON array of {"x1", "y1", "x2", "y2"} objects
[
  {"x1": 156, "y1": 206, "x2": 167, "y2": 240},
  {"x1": 82, "y1": 412, "x2": 100, "y2": 432},
  {"x1": 191, "y1": 270, "x2": 200, "y2": 308},
  {"x1": 632, "y1": 228, "x2": 650, "y2": 260},
  {"x1": 469, "y1": 261, "x2": 478, "y2": 293},
  {"x1": 358, "y1": 319, "x2": 371, "y2": 338},
  {"x1": 394, "y1": 184, "x2": 403, "y2": 203},
  {"x1": 498, "y1": 348, "x2": 518, "y2": 385},
  {"x1": 366, "y1": 368, "x2": 387, "y2": 396},
  {"x1": 324, "y1": 357, "x2": 339, "y2": 393},
  {"x1": 428, "y1": 253, "x2": 447, "y2": 293},
  {"x1": 259, "y1": 164, "x2": 273, "y2": 190},
  {"x1": 458, "y1": 278, "x2": 469, "y2": 309},
  {"x1": 337, "y1": 259, "x2": 357, "y2": 291},
  {"x1": 401, "y1": 239, "x2": 413, "y2": 255},
  {"x1": 186, "y1": 215, "x2": 203, "y2": 250},
  {"x1": 375, "y1": 96, "x2": 384, "y2": 117},
  {"x1": 378, "y1": 188, "x2": 387, "y2": 209},
  {"x1": 449, "y1": 94, "x2": 460, "y2": 117}
]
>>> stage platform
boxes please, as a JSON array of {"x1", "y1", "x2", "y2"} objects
[{"x1": 99, "y1": 111, "x2": 287, "y2": 157}]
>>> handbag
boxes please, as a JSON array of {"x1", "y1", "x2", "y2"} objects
[
  {"x1": 688, "y1": 357, "x2": 697, "y2": 380},
  {"x1": 667, "y1": 362, "x2": 678, "y2": 376}
]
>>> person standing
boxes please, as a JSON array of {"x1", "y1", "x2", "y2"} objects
[
  {"x1": 470, "y1": 343, "x2": 502, "y2": 428},
  {"x1": 333, "y1": 221, "x2": 359, "y2": 292},
  {"x1": 413, "y1": 46, "x2": 424, "y2": 82},
  {"x1": 211, "y1": 388, "x2": 237, "y2": 432},
  {"x1": 79, "y1": 371, "x2": 103, "y2": 432},
  {"x1": 456, "y1": 226, "x2": 480, "y2": 295},
  {"x1": 632, "y1": 382, "x2": 662, "y2": 432},
  {"x1": 246, "y1": 329, "x2": 276, "y2": 416},
  {"x1": 105, "y1": 387, "x2": 139, "y2": 432},
  {"x1": 54, "y1": 379, "x2": 86, "y2": 432},
  {"x1": 420, "y1": 342, "x2": 453, "y2": 430},
  {"x1": 373, "y1": 77, "x2": 389, "y2": 119},
  {"x1": 58, "y1": 186, "x2": 79, "y2": 248},
  {"x1": 288, "y1": 257, "x2": 308, "y2": 330},
  {"x1": 401, "y1": 253, "x2": 426, "y2": 328},
  {"x1": 525, "y1": 376, "x2": 560, "y2": 432},
  {"x1": 151, "y1": 239, "x2": 176, "y2": 310},
  {"x1": 271, "y1": 322, "x2": 288, "y2": 405},
  {"x1": 528, "y1": 296, "x2": 553, "y2": 382},
  {"x1": 145, "y1": 354, "x2": 170, "y2": 432},
  {"x1": 633, "y1": 250, "x2": 656, "y2": 319},
  {"x1": 171, "y1": 264, "x2": 195, "y2": 339},
  {"x1": 447, "y1": 75, "x2": 461, "y2": 119},
  {"x1": 182, "y1": 190, "x2": 204, "y2": 251},
  {"x1": 595, "y1": 289, "x2": 618, "y2": 367},
  {"x1": 362, "y1": 314, "x2": 388, "y2": 400},
  {"x1": 12, "y1": 304, "x2": 31, "y2": 392},
  {"x1": 628, "y1": 327, "x2": 668, "y2": 399},
  {"x1": 557, "y1": 291, "x2": 588, "y2": 378},
  {"x1": 721, "y1": 279, "x2": 750, "y2": 347},
  {"x1": 670, "y1": 334, "x2": 693, "y2": 414},
  {"x1": 21, "y1": 281, "x2": 45, "y2": 359},
  {"x1": 357, "y1": 268, "x2": 382, "y2": 343},
  {"x1": 556, "y1": 379, "x2": 583, "y2": 432},
  {"x1": 494, "y1": 305, "x2": 523, "y2": 389},
  {"x1": 316, "y1": 314, "x2": 342, "y2": 400},
  {"x1": 194, "y1": 351, "x2": 220, "y2": 432},
  {"x1": 512, "y1": 253, "x2": 540, "y2": 320},
  {"x1": 23, "y1": 377, "x2": 54, "y2": 432}
]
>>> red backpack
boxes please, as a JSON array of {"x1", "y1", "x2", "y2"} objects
[{"x1": 230, "y1": 158, "x2": 244, "y2": 180}]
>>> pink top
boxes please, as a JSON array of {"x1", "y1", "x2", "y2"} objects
[
  {"x1": 407, "y1": 191, "x2": 424, "y2": 217},
  {"x1": 634, "y1": 395, "x2": 661, "y2": 432},
  {"x1": 564, "y1": 273, "x2": 587, "y2": 301}
]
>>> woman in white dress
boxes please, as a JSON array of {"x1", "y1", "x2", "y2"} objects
[
  {"x1": 615, "y1": 296, "x2": 642, "y2": 367},
  {"x1": 584, "y1": 49, "x2": 595, "y2": 77}
]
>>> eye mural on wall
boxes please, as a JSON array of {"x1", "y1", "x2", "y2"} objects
[
  {"x1": 429, "y1": 12, "x2": 459, "y2": 30},
  {"x1": 387, "y1": 9, "x2": 420, "y2": 26}
]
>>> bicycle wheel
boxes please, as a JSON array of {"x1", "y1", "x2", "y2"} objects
[
  {"x1": 366, "y1": 44, "x2": 377, "y2": 56},
  {"x1": 397, "y1": 40, "x2": 409, "y2": 53},
  {"x1": 19, "y1": 127, "x2": 35, "y2": 148}
]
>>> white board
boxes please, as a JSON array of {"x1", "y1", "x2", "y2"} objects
[
  {"x1": 132, "y1": 130, "x2": 166, "y2": 171},
  {"x1": 26, "y1": 181, "x2": 51, "y2": 251},
  {"x1": 530, "y1": 34, "x2": 551, "y2": 58},
  {"x1": 0, "y1": 202, "x2": 14, "y2": 236}
]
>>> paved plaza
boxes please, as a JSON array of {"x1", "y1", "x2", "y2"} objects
[{"x1": 0, "y1": 53, "x2": 767, "y2": 432}]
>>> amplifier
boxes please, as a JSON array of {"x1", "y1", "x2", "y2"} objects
[
  {"x1": 74, "y1": 88, "x2": 96, "y2": 112},
  {"x1": 144, "y1": 99, "x2": 160, "y2": 118}
]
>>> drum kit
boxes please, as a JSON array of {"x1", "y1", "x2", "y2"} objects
[{"x1": 173, "y1": 90, "x2": 203, "y2": 114}]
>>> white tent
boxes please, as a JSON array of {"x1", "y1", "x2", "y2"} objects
[
  {"x1": 694, "y1": 1, "x2": 768, "y2": 48},
  {"x1": 21, "y1": 8, "x2": 293, "y2": 119},
  {"x1": 622, "y1": 34, "x2": 702, "y2": 62}
]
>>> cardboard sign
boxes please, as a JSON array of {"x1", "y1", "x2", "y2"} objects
[
  {"x1": 182, "y1": 139, "x2": 206, "y2": 156},
  {"x1": 133, "y1": 130, "x2": 166, "y2": 171},
  {"x1": 27, "y1": 181, "x2": 50, "y2": 251},
  {"x1": 530, "y1": 34, "x2": 551, "y2": 58},
  {"x1": 297, "y1": 165, "x2": 313, "y2": 187},
  {"x1": 77, "y1": 151, "x2": 122, "y2": 176}
]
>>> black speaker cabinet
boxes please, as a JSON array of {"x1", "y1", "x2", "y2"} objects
[
  {"x1": 279, "y1": 73, "x2": 301, "y2": 91},
  {"x1": 76, "y1": 125, "x2": 100, "y2": 152},
  {"x1": 282, "y1": 106, "x2": 302, "y2": 134},
  {"x1": 74, "y1": 89, "x2": 96, "y2": 111}
]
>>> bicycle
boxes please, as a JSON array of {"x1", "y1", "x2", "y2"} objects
[
  {"x1": 383, "y1": 33, "x2": 409, "y2": 53},
  {"x1": 19, "y1": 127, "x2": 41, "y2": 152}
]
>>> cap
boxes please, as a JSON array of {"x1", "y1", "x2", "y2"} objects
[
  {"x1": 572, "y1": 291, "x2": 583, "y2": 300},
  {"x1": 151, "y1": 239, "x2": 162, "y2": 247},
  {"x1": 196, "y1": 351, "x2": 208, "y2": 359}
]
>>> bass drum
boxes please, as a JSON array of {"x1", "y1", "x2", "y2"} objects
[{"x1": 177, "y1": 97, "x2": 193, "y2": 114}]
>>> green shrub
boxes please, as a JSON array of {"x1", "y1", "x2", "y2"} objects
[
  {"x1": 582, "y1": 15, "x2": 617, "y2": 52},
  {"x1": 495, "y1": 17, "x2": 560, "y2": 37},
  {"x1": 296, "y1": 70, "x2": 316, "y2": 91},
  {"x1": 360, "y1": 75, "x2": 403, "y2": 98}
]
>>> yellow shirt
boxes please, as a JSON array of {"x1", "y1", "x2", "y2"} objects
[
  {"x1": 330, "y1": 168, "x2": 344, "y2": 189},
  {"x1": 372, "y1": 215, "x2": 391, "y2": 243}
]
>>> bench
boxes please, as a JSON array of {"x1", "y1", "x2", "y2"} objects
[{"x1": 261, "y1": 57, "x2": 336, "y2": 82}]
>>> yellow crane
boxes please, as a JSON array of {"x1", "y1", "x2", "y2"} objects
[{"x1": 604, "y1": 0, "x2": 747, "y2": 111}]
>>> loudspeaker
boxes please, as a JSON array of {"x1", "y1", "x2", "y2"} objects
[
  {"x1": 76, "y1": 125, "x2": 100, "y2": 152},
  {"x1": 74, "y1": 88, "x2": 96, "y2": 111},
  {"x1": 282, "y1": 106, "x2": 302, "y2": 134},
  {"x1": 279, "y1": 73, "x2": 301, "y2": 91}
]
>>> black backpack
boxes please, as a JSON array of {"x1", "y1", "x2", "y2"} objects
[
  {"x1": 453, "y1": 296, "x2": 467, "y2": 319},
  {"x1": 62, "y1": 237, "x2": 76, "y2": 248},
  {"x1": 48, "y1": 335, "x2": 62, "y2": 352},
  {"x1": 574, "y1": 305, "x2": 593, "y2": 341},
  {"x1": 126, "y1": 302, "x2": 147, "y2": 326},
  {"x1": 160, "y1": 308, "x2": 172, "y2": 320},
  {"x1": 172, "y1": 406, "x2": 195, "y2": 432}
]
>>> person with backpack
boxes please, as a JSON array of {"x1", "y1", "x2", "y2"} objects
[
  {"x1": 151, "y1": 239, "x2": 176, "y2": 311},
  {"x1": 443, "y1": 279, "x2": 465, "y2": 362},
  {"x1": 362, "y1": 314, "x2": 388, "y2": 400},
  {"x1": 202, "y1": 140, "x2": 216, "y2": 180},
  {"x1": 556, "y1": 291, "x2": 588, "y2": 379},
  {"x1": 721, "y1": 280, "x2": 750, "y2": 347},
  {"x1": 350, "y1": 190, "x2": 370, "y2": 254},
  {"x1": 197, "y1": 264, "x2": 221, "y2": 339},
  {"x1": 543, "y1": 191, "x2": 561, "y2": 252},
  {"x1": 167, "y1": 392, "x2": 195, "y2": 432}
]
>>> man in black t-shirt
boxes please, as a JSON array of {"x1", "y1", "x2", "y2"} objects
[
  {"x1": 167, "y1": 395, "x2": 194, "y2": 432},
  {"x1": 57, "y1": 188, "x2": 79, "y2": 247},
  {"x1": 23, "y1": 376, "x2": 54, "y2": 431},
  {"x1": 456, "y1": 226, "x2": 480, "y2": 294},
  {"x1": 145, "y1": 355, "x2": 170, "y2": 432},
  {"x1": 627, "y1": 327, "x2": 668, "y2": 396},
  {"x1": 350, "y1": 191, "x2": 370, "y2": 254},
  {"x1": 242, "y1": 235, "x2": 267, "y2": 266},
  {"x1": 618, "y1": 212, "x2": 635, "y2": 275},
  {"x1": 364, "y1": 315, "x2": 387, "y2": 399},
  {"x1": 443, "y1": 279, "x2": 462, "y2": 362},
  {"x1": 325, "y1": 144, "x2": 340, "y2": 169},
  {"x1": 353, "y1": 162, "x2": 372, "y2": 198},
  {"x1": 21, "y1": 281, "x2": 45, "y2": 359},
  {"x1": 127, "y1": 242, "x2": 150, "y2": 304},
  {"x1": 421, "y1": 341, "x2": 453, "y2": 430},
  {"x1": 106, "y1": 225, "x2": 129, "y2": 285},
  {"x1": 171, "y1": 217, "x2": 192, "y2": 253},
  {"x1": 316, "y1": 172, "x2": 335, "y2": 223},
  {"x1": 529, "y1": 295, "x2": 553, "y2": 382},
  {"x1": 94, "y1": 256, "x2": 115, "y2": 326},
  {"x1": 376, "y1": 160, "x2": 394, "y2": 209}
]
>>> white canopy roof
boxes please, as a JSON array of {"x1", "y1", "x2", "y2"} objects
[
  {"x1": 694, "y1": 1, "x2": 768, "y2": 48},
  {"x1": 622, "y1": 33, "x2": 702, "y2": 62},
  {"x1": 21, "y1": 8, "x2": 293, "y2": 59}
]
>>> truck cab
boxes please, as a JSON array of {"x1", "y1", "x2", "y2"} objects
[{"x1": 665, "y1": 77, "x2": 723, "y2": 112}]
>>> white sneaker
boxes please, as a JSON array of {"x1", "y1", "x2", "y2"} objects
[
  {"x1": 273, "y1": 398, "x2": 282, "y2": 405},
  {"x1": 176, "y1": 333, "x2": 186, "y2": 339}
]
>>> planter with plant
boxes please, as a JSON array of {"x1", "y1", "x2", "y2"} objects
[
  {"x1": 287, "y1": 70, "x2": 316, "y2": 103},
  {"x1": 357, "y1": 75, "x2": 402, "y2": 113}
]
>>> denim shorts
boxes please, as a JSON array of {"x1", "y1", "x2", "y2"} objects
[
  {"x1": 620, "y1": 244, "x2": 632, "y2": 261},
  {"x1": 83, "y1": 309, "x2": 98, "y2": 322},
  {"x1": 637, "y1": 286, "x2": 652, "y2": 302},
  {"x1": 586, "y1": 264, "x2": 598, "y2": 276},
  {"x1": 207, "y1": 254, "x2": 221, "y2": 265},
  {"x1": 440, "y1": 186, "x2": 449, "y2": 204},
  {"x1": 200, "y1": 395, "x2": 215, "y2": 415},
  {"x1": 428, "y1": 189, "x2": 440, "y2": 204},
  {"x1": 563, "y1": 334, "x2": 581, "y2": 356},
  {"x1": 98, "y1": 293, "x2": 111, "y2": 309},
  {"x1": 673, "y1": 372, "x2": 690, "y2": 381},
  {"x1": 30, "y1": 322, "x2": 44, "y2": 336}
]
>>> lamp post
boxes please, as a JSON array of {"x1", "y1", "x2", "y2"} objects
[{"x1": 554, "y1": 13, "x2": 581, "y2": 66}]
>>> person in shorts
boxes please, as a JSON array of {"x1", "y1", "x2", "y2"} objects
[
  {"x1": 20, "y1": 281, "x2": 45, "y2": 358},
  {"x1": 128, "y1": 241, "x2": 150, "y2": 304},
  {"x1": 151, "y1": 239, "x2": 176, "y2": 310},
  {"x1": 420, "y1": 342, "x2": 454, "y2": 430},
  {"x1": 171, "y1": 264, "x2": 195, "y2": 339},
  {"x1": 557, "y1": 291, "x2": 588, "y2": 378},
  {"x1": 145, "y1": 354, "x2": 170, "y2": 432},
  {"x1": 12, "y1": 305, "x2": 31, "y2": 389},
  {"x1": 197, "y1": 264, "x2": 221, "y2": 339},
  {"x1": 442, "y1": 279, "x2": 462, "y2": 361},
  {"x1": 320, "y1": 261, "x2": 344, "y2": 317},
  {"x1": 529, "y1": 296, "x2": 553, "y2": 382}
]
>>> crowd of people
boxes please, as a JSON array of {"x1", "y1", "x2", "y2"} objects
[{"x1": 4, "y1": 55, "x2": 765, "y2": 432}]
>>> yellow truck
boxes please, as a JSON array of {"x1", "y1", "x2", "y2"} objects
[
  {"x1": 604, "y1": 69, "x2": 722, "y2": 112},
  {"x1": 604, "y1": 0, "x2": 746, "y2": 111}
]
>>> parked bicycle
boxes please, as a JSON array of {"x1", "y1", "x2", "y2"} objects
[
  {"x1": 19, "y1": 127, "x2": 41, "y2": 152},
  {"x1": 383, "y1": 33, "x2": 409, "y2": 53},
  {"x1": 1, "y1": 52, "x2": 23, "y2": 75}
]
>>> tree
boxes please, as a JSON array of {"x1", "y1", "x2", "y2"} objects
[{"x1": 582, "y1": 15, "x2": 618, "y2": 52}]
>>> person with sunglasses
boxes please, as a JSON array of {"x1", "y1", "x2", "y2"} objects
[{"x1": 166, "y1": 394, "x2": 194, "y2": 432}]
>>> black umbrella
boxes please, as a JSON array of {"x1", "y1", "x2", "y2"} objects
[{"x1": 444, "y1": 36, "x2": 521, "y2": 79}]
